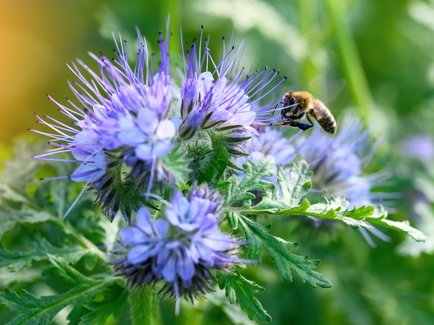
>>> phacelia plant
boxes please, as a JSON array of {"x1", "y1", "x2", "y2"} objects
[{"x1": 0, "y1": 25, "x2": 425, "y2": 324}]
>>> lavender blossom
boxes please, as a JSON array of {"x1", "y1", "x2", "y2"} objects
[
  {"x1": 401, "y1": 135, "x2": 434, "y2": 163},
  {"x1": 114, "y1": 187, "x2": 240, "y2": 309},
  {"x1": 295, "y1": 114, "x2": 390, "y2": 245},
  {"x1": 32, "y1": 33, "x2": 176, "y2": 217},
  {"x1": 296, "y1": 115, "x2": 372, "y2": 205},
  {"x1": 178, "y1": 33, "x2": 286, "y2": 145},
  {"x1": 237, "y1": 127, "x2": 297, "y2": 170}
]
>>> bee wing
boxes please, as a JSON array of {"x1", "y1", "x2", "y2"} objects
[{"x1": 304, "y1": 77, "x2": 346, "y2": 105}]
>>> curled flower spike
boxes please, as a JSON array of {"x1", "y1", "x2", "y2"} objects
[
  {"x1": 178, "y1": 32, "x2": 286, "y2": 143},
  {"x1": 32, "y1": 33, "x2": 176, "y2": 219},
  {"x1": 113, "y1": 187, "x2": 241, "y2": 312}
]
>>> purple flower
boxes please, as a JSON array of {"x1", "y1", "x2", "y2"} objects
[
  {"x1": 178, "y1": 34, "x2": 285, "y2": 142},
  {"x1": 32, "y1": 33, "x2": 176, "y2": 217},
  {"x1": 401, "y1": 135, "x2": 434, "y2": 163},
  {"x1": 237, "y1": 126, "x2": 296, "y2": 171},
  {"x1": 296, "y1": 114, "x2": 374, "y2": 206},
  {"x1": 295, "y1": 114, "x2": 390, "y2": 246},
  {"x1": 113, "y1": 186, "x2": 240, "y2": 308}
]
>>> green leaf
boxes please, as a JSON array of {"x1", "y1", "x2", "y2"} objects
[
  {"x1": 0, "y1": 236, "x2": 87, "y2": 272},
  {"x1": 0, "y1": 256, "x2": 116, "y2": 325},
  {"x1": 219, "y1": 272, "x2": 272, "y2": 322},
  {"x1": 194, "y1": 132, "x2": 231, "y2": 184},
  {"x1": 238, "y1": 215, "x2": 332, "y2": 288},
  {"x1": 398, "y1": 202, "x2": 434, "y2": 256},
  {"x1": 68, "y1": 283, "x2": 127, "y2": 325},
  {"x1": 380, "y1": 218, "x2": 426, "y2": 242},
  {"x1": 128, "y1": 287, "x2": 159, "y2": 325},
  {"x1": 306, "y1": 198, "x2": 426, "y2": 242},
  {"x1": 0, "y1": 206, "x2": 54, "y2": 239},
  {"x1": 277, "y1": 161, "x2": 312, "y2": 207},
  {"x1": 0, "y1": 183, "x2": 29, "y2": 205},
  {"x1": 252, "y1": 161, "x2": 312, "y2": 212},
  {"x1": 0, "y1": 139, "x2": 45, "y2": 194},
  {"x1": 225, "y1": 159, "x2": 274, "y2": 207},
  {"x1": 206, "y1": 291, "x2": 257, "y2": 325},
  {"x1": 161, "y1": 144, "x2": 192, "y2": 187},
  {"x1": 227, "y1": 211, "x2": 239, "y2": 230}
]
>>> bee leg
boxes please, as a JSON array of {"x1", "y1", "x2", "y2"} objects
[
  {"x1": 293, "y1": 121, "x2": 312, "y2": 131},
  {"x1": 279, "y1": 120, "x2": 312, "y2": 131},
  {"x1": 306, "y1": 114, "x2": 314, "y2": 128}
]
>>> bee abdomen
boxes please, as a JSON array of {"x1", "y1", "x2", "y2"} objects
[
  {"x1": 311, "y1": 99, "x2": 337, "y2": 134},
  {"x1": 319, "y1": 117, "x2": 337, "y2": 134}
]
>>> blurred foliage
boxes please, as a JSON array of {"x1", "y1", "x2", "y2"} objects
[{"x1": 1, "y1": 0, "x2": 434, "y2": 324}]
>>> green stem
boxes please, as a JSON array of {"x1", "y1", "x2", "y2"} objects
[
  {"x1": 324, "y1": 0, "x2": 374, "y2": 123},
  {"x1": 129, "y1": 287, "x2": 160, "y2": 325}
]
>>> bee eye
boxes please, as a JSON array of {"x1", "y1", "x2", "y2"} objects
[{"x1": 289, "y1": 97, "x2": 295, "y2": 105}]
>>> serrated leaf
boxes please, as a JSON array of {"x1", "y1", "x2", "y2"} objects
[
  {"x1": 238, "y1": 216, "x2": 332, "y2": 288},
  {"x1": 241, "y1": 192, "x2": 425, "y2": 242},
  {"x1": 128, "y1": 287, "x2": 159, "y2": 325},
  {"x1": 161, "y1": 144, "x2": 192, "y2": 187},
  {"x1": 191, "y1": 132, "x2": 231, "y2": 184},
  {"x1": 0, "y1": 139, "x2": 45, "y2": 194},
  {"x1": 380, "y1": 219, "x2": 426, "y2": 242},
  {"x1": 206, "y1": 291, "x2": 257, "y2": 325},
  {"x1": 45, "y1": 255, "x2": 100, "y2": 285},
  {"x1": 398, "y1": 203, "x2": 434, "y2": 256},
  {"x1": 306, "y1": 198, "x2": 426, "y2": 242},
  {"x1": 252, "y1": 161, "x2": 312, "y2": 212},
  {"x1": 0, "y1": 256, "x2": 115, "y2": 325},
  {"x1": 277, "y1": 161, "x2": 312, "y2": 207},
  {"x1": 0, "y1": 237, "x2": 86, "y2": 272},
  {"x1": 0, "y1": 206, "x2": 54, "y2": 239},
  {"x1": 226, "y1": 159, "x2": 274, "y2": 207},
  {"x1": 219, "y1": 272, "x2": 271, "y2": 322},
  {"x1": 68, "y1": 283, "x2": 127, "y2": 325},
  {"x1": 0, "y1": 183, "x2": 30, "y2": 204}
]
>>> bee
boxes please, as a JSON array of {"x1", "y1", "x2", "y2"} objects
[{"x1": 277, "y1": 91, "x2": 337, "y2": 134}]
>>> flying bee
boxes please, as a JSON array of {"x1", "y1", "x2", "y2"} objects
[{"x1": 276, "y1": 91, "x2": 337, "y2": 134}]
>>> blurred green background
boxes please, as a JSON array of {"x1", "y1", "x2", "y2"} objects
[{"x1": 1, "y1": 0, "x2": 434, "y2": 324}]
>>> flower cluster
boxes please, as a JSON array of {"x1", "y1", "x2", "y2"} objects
[
  {"x1": 31, "y1": 25, "x2": 404, "y2": 318},
  {"x1": 237, "y1": 126, "x2": 296, "y2": 170},
  {"x1": 113, "y1": 187, "x2": 239, "y2": 310},
  {"x1": 296, "y1": 115, "x2": 391, "y2": 244},
  {"x1": 240, "y1": 115, "x2": 390, "y2": 245},
  {"x1": 33, "y1": 32, "x2": 283, "y2": 218},
  {"x1": 295, "y1": 115, "x2": 374, "y2": 206}
]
